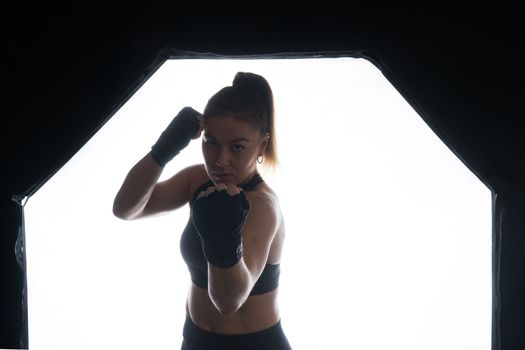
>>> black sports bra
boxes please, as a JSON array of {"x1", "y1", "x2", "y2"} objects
[{"x1": 180, "y1": 173, "x2": 280, "y2": 295}]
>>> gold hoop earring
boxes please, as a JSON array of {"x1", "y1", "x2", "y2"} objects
[{"x1": 257, "y1": 156, "x2": 264, "y2": 164}]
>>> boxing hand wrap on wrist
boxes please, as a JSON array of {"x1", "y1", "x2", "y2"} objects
[
  {"x1": 150, "y1": 106, "x2": 201, "y2": 167},
  {"x1": 191, "y1": 190, "x2": 250, "y2": 268}
]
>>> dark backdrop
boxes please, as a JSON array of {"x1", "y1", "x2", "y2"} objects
[{"x1": 2, "y1": 4, "x2": 523, "y2": 349}]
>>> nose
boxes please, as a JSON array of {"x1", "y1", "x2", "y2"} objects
[{"x1": 216, "y1": 147, "x2": 230, "y2": 167}]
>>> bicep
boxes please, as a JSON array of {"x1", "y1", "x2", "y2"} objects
[
  {"x1": 140, "y1": 165, "x2": 199, "y2": 217},
  {"x1": 241, "y1": 194, "x2": 280, "y2": 282}
]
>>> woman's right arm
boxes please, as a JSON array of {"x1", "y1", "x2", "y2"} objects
[
  {"x1": 112, "y1": 152, "x2": 162, "y2": 220},
  {"x1": 112, "y1": 153, "x2": 200, "y2": 220},
  {"x1": 113, "y1": 106, "x2": 203, "y2": 220}
]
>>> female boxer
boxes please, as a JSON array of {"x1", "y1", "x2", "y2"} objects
[{"x1": 113, "y1": 72, "x2": 291, "y2": 350}]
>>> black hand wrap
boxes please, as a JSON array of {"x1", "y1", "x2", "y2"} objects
[
  {"x1": 191, "y1": 190, "x2": 250, "y2": 268},
  {"x1": 150, "y1": 106, "x2": 201, "y2": 167}
]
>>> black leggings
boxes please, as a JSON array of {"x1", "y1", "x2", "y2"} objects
[{"x1": 181, "y1": 316, "x2": 292, "y2": 350}]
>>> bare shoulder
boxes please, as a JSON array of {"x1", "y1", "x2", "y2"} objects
[
  {"x1": 183, "y1": 163, "x2": 208, "y2": 181},
  {"x1": 140, "y1": 164, "x2": 208, "y2": 216},
  {"x1": 246, "y1": 182, "x2": 282, "y2": 220},
  {"x1": 181, "y1": 163, "x2": 206, "y2": 175},
  {"x1": 162, "y1": 163, "x2": 206, "y2": 188},
  {"x1": 185, "y1": 164, "x2": 211, "y2": 201},
  {"x1": 242, "y1": 182, "x2": 284, "y2": 265},
  {"x1": 183, "y1": 162, "x2": 208, "y2": 180}
]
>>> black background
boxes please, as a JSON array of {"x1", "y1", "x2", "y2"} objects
[{"x1": 2, "y1": 3, "x2": 523, "y2": 349}]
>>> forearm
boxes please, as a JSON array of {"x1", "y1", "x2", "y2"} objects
[
  {"x1": 112, "y1": 152, "x2": 163, "y2": 219},
  {"x1": 207, "y1": 259, "x2": 253, "y2": 315}
]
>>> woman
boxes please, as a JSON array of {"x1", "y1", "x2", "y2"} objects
[{"x1": 113, "y1": 72, "x2": 291, "y2": 349}]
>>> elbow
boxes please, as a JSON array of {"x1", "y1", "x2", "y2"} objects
[
  {"x1": 112, "y1": 205, "x2": 123, "y2": 219},
  {"x1": 112, "y1": 201, "x2": 134, "y2": 220},
  {"x1": 209, "y1": 289, "x2": 246, "y2": 316},
  {"x1": 112, "y1": 196, "x2": 125, "y2": 219},
  {"x1": 213, "y1": 298, "x2": 242, "y2": 316},
  {"x1": 207, "y1": 262, "x2": 252, "y2": 315},
  {"x1": 217, "y1": 305, "x2": 238, "y2": 316},
  {"x1": 112, "y1": 202, "x2": 126, "y2": 219}
]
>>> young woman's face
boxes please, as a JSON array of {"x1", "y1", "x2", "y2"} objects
[{"x1": 202, "y1": 114, "x2": 265, "y2": 186}]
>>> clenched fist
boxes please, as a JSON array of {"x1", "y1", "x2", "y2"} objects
[{"x1": 191, "y1": 184, "x2": 250, "y2": 268}]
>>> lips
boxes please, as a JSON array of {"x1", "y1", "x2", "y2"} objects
[{"x1": 212, "y1": 172, "x2": 235, "y2": 181}]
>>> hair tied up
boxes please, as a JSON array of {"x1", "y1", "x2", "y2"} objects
[{"x1": 204, "y1": 71, "x2": 278, "y2": 168}]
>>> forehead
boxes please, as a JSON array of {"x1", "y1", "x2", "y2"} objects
[{"x1": 204, "y1": 115, "x2": 259, "y2": 140}]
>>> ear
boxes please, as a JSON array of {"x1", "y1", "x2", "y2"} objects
[{"x1": 259, "y1": 132, "x2": 270, "y2": 156}]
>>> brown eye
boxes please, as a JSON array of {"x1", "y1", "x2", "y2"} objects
[{"x1": 232, "y1": 144, "x2": 245, "y2": 152}]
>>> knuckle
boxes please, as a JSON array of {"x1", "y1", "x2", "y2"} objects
[
  {"x1": 226, "y1": 185, "x2": 240, "y2": 196},
  {"x1": 196, "y1": 191, "x2": 206, "y2": 200}
]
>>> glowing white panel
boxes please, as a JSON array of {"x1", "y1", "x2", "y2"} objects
[{"x1": 24, "y1": 57, "x2": 491, "y2": 350}]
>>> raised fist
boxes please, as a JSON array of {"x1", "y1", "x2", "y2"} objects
[
  {"x1": 150, "y1": 106, "x2": 202, "y2": 167},
  {"x1": 191, "y1": 185, "x2": 250, "y2": 268}
]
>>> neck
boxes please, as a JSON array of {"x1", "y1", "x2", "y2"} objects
[{"x1": 239, "y1": 172, "x2": 263, "y2": 191}]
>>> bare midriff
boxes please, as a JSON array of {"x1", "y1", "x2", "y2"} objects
[
  {"x1": 185, "y1": 166, "x2": 284, "y2": 334},
  {"x1": 186, "y1": 284, "x2": 280, "y2": 334}
]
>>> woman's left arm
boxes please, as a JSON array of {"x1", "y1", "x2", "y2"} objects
[
  {"x1": 191, "y1": 186, "x2": 280, "y2": 315},
  {"x1": 208, "y1": 192, "x2": 279, "y2": 315}
]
